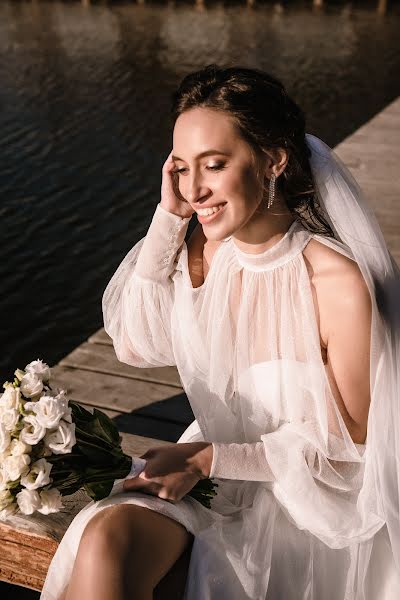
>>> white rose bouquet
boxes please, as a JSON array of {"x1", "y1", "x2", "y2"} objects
[{"x1": 0, "y1": 360, "x2": 217, "y2": 520}]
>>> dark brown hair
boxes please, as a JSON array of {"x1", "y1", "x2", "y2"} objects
[{"x1": 170, "y1": 64, "x2": 334, "y2": 237}]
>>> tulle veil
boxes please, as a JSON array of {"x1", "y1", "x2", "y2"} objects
[{"x1": 306, "y1": 133, "x2": 400, "y2": 582}]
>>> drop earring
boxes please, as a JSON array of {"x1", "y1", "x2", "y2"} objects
[{"x1": 267, "y1": 173, "x2": 276, "y2": 209}]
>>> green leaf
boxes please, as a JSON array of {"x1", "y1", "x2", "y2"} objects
[
  {"x1": 74, "y1": 424, "x2": 113, "y2": 450},
  {"x1": 75, "y1": 439, "x2": 120, "y2": 464},
  {"x1": 69, "y1": 401, "x2": 95, "y2": 424},
  {"x1": 46, "y1": 451, "x2": 84, "y2": 463},
  {"x1": 8, "y1": 479, "x2": 22, "y2": 490},
  {"x1": 92, "y1": 408, "x2": 121, "y2": 446},
  {"x1": 84, "y1": 480, "x2": 115, "y2": 501},
  {"x1": 88, "y1": 415, "x2": 116, "y2": 446}
]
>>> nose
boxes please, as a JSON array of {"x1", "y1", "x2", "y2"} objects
[{"x1": 183, "y1": 170, "x2": 210, "y2": 204}]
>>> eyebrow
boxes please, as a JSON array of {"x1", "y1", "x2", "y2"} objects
[{"x1": 172, "y1": 150, "x2": 231, "y2": 161}]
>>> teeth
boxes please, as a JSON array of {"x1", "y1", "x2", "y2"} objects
[{"x1": 197, "y1": 204, "x2": 225, "y2": 216}]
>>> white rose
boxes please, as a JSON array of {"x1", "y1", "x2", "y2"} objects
[
  {"x1": 0, "y1": 489, "x2": 14, "y2": 510},
  {"x1": 2, "y1": 408, "x2": 20, "y2": 432},
  {"x1": 0, "y1": 386, "x2": 21, "y2": 410},
  {"x1": 0, "y1": 467, "x2": 9, "y2": 491},
  {"x1": 0, "y1": 423, "x2": 11, "y2": 454},
  {"x1": 24, "y1": 360, "x2": 51, "y2": 383},
  {"x1": 38, "y1": 488, "x2": 63, "y2": 514},
  {"x1": 10, "y1": 438, "x2": 32, "y2": 456},
  {"x1": 20, "y1": 414, "x2": 46, "y2": 445},
  {"x1": 25, "y1": 394, "x2": 69, "y2": 429},
  {"x1": 55, "y1": 390, "x2": 72, "y2": 423},
  {"x1": 20, "y1": 372, "x2": 43, "y2": 399},
  {"x1": 0, "y1": 501, "x2": 17, "y2": 521},
  {"x1": 4, "y1": 453, "x2": 31, "y2": 482},
  {"x1": 16, "y1": 488, "x2": 41, "y2": 515},
  {"x1": 44, "y1": 421, "x2": 76, "y2": 454},
  {"x1": 0, "y1": 448, "x2": 12, "y2": 463},
  {"x1": 14, "y1": 369, "x2": 26, "y2": 382},
  {"x1": 20, "y1": 458, "x2": 52, "y2": 490}
]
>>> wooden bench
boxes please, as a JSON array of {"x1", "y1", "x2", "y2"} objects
[{"x1": 0, "y1": 328, "x2": 194, "y2": 593}]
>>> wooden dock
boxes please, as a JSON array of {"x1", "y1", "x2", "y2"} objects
[
  {"x1": 0, "y1": 96, "x2": 399, "y2": 593},
  {"x1": 334, "y1": 96, "x2": 400, "y2": 266}
]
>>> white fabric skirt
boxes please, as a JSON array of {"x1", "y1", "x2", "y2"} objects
[{"x1": 40, "y1": 422, "x2": 400, "y2": 600}]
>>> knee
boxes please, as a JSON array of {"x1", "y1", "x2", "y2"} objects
[{"x1": 78, "y1": 505, "x2": 140, "y2": 561}]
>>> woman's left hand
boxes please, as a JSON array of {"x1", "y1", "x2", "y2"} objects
[{"x1": 122, "y1": 442, "x2": 212, "y2": 503}]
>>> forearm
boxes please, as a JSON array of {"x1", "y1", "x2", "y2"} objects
[
  {"x1": 188, "y1": 441, "x2": 275, "y2": 481},
  {"x1": 186, "y1": 442, "x2": 215, "y2": 479},
  {"x1": 134, "y1": 203, "x2": 191, "y2": 282},
  {"x1": 209, "y1": 441, "x2": 275, "y2": 481}
]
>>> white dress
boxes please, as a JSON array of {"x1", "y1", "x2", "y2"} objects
[{"x1": 41, "y1": 204, "x2": 399, "y2": 600}]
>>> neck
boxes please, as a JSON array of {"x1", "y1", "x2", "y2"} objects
[{"x1": 233, "y1": 199, "x2": 295, "y2": 255}]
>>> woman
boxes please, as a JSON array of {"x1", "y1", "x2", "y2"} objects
[{"x1": 41, "y1": 65, "x2": 400, "y2": 599}]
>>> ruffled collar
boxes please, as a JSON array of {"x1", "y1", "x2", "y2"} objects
[{"x1": 224, "y1": 220, "x2": 313, "y2": 272}]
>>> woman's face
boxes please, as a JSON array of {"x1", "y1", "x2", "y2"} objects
[{"x1": 172, "y1": 107, "x2": 266, "y2": 241}]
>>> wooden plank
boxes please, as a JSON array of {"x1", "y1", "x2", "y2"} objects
[
  {"x1": 76, "y1": 395, "x2": 192, "y2": 442},
  {"x1": 120, "y1": 431, "x2": 172, "y2": 456},
  {"x1": 100, "y1": 397, "x2": 194, "y2": 428},
  {"x1": 0, "y1": 525, "x2": 57, "y2": 591},
  {"x1": 87, "y1": 328, "x2": 112, "y2": 345},
  {"x1": 89, "y1": 397, "x2": 191, "y2": 442},
  {"x1": 112, "y1": 411, "x2": 189, "y2": 442},
  {"x1": 49, "y1": 365, "x2": 184, "y2": 414},
  {"x1": 334, "y1": 96, "x2": 400, "y2": 266},
  {"x1": 59, "y1": 341, "x2": 183, "y2": 388}
]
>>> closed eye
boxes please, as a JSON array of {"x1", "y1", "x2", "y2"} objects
[{"x1": 173, "y1": 164, "x2": 226, "y2": 175}]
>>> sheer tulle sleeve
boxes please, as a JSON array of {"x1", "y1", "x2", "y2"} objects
[
  {"x1": 209, "y1": 441, "x2": 274, "y2": 481},
  {"x1": 208, "y1": 425, "x2": 380, "y2": 549},
  {"x1": 102, "y1": 203, "x2": 191, "y2": 368}
]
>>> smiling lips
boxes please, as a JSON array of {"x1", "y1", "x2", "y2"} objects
[
  {"x1": 195, "y1": 202, "x2": 227, "y2": 216},
  {"x1": 196, "y1": 202, "x2": 227, "y2": 225}
]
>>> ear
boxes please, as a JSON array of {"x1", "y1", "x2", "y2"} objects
[{"x1": 262, "y1": 148, "x2": 289, "y2": 179}]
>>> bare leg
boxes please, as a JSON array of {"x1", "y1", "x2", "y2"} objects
[
  {"x1": 64, "y1": 504, "x2": 193, "y2": 600},
  {"x1": 154, "y1": 537, "x2": 193, "y2": 599}
]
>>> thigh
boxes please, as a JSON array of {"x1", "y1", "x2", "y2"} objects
[
  {"x1": 154, "y1": 535, "x2": 194, "y2": 599},
  {"x1": 78, "y1": 503, "x2": 194, "y2": 588}
]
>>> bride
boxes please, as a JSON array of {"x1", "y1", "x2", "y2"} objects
[{"x1": 41, "y1": 65, "x2": 400, "y2": 599}]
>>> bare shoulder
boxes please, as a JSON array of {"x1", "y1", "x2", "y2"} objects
[
  {"x1": 303, "y1": 239, "x2": 373, "y2": 443},
  {"x1": 302, "y1": 238, "x2": 372, "y2": 342},
  {"x1": 303, "y1": 238, "x2": 370, "y2": 297}
]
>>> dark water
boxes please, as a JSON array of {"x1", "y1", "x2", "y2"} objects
[{"x1": 1, "y1": 0, "x2": 400, "y2": 380}]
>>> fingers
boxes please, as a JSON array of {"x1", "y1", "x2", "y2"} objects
[
  {"x1": 162, "y1": 151, "x2": 185, "y2": 205},
  {"x1": 162, "y1": 150, "x2": 175, "y2": 172},
  {"x1": 162, "y1": 151, "x2": 177, "y2": 187},
  {"x1": 123, "y1": 475, "x2": 159, "y2": 495}
]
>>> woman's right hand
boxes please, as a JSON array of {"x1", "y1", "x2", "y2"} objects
[{"x1": 160, "y1": 151, "x2": 195, "y2": 219}]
